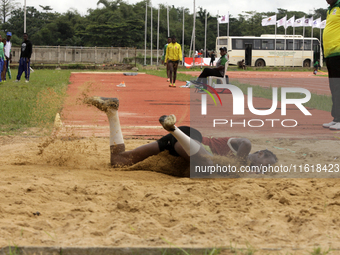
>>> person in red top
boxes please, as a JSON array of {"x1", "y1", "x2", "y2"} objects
[{"x1": 84, "y1": 97, "x2": 278, "y2": 177}]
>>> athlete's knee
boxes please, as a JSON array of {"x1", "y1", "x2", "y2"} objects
[{"x1": 240, "y1": 138, "x2": 251, "y2": 150}]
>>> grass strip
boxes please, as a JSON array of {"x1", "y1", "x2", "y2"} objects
[
  {"x1": 231, "y1": 79, "x2": 332, "y2": 113},
  {"x1": 0, "y1": 69, "x2": 71, "y2": 135}
]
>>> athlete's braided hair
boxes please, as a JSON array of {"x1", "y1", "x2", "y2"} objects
[{"x1": 262, "y1": 149, "x2": 278, "y2": 162}]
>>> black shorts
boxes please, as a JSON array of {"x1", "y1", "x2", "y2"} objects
[
  {"x1": 168, "y1": 60, "x2": 180, "y2": 64},
  {"x1": 157, "y1": 126, "x2": 202, "y2": 157}
]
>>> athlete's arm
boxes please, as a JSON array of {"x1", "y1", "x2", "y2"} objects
[{"x1": 229, "y1": 138, "x2": 252, "y2": 158}]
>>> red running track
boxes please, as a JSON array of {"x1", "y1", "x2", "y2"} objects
[{"x1": 60, "y1": 72, "x2": 336, "y2": 140}]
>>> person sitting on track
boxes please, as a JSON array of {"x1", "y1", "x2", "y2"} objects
[
  {"x1": 190, "y1": 47, "x2": 229, "y2": 89},
  {"x1": 197, "y1": 47, "x2": 228, "y2": 80},
  {"x1": 84, "y1": 96, "x2": 278, "y2": 177}
]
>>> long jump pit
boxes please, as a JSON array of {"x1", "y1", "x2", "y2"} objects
[{"x1": 1, "y1": 71, "x2": 340, "y2": 255}]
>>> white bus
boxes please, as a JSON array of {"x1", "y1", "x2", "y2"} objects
[{"x1": 216, "y1": 35, "x2": 322, "y2": 67}]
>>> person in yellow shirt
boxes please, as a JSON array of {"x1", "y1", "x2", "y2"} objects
[
  {"x1": 165, "y1": 35, "x2": 182, "y2": 87},
  {"x1": 322, "y1": 0, "x2": 340, "y2": 130}
]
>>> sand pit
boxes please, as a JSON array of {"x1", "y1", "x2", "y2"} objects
[
  {"x1": 1, "y1": 71, "x2": 340, "y2": 253},
  {"x1": 1, "y1": 134, "x2": 340, "y2": 252}
]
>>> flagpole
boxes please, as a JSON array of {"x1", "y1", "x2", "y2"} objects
[
  {"x1": 227, "y1": 11, "x2": 229, "y2": 38},
  {"x1": 275, "y1": 21, "x2": 277, "y2": 67},
  {"x1": 293, "y1": 24, "x2": 295, "y2": 67},
  {"x1": 150, "y1": 3, "x2": 153, "y2": 65},
  {"x1": 311, "y1": 25, "x2": 314, "y2": 66},
  {"x1": 303, "y1": 22, "x2": 305, "y2": 67},
  {"x1": 193, "y1": 0, "x2": 196, "y2": 67},
  {"x1": 167, "y1": 6, "x2": 169, "y2": 37},
  {"x1": 144, "y1": 2, "x2": 147, "y2": 66},
  {"x1": 157, "y1": 7, "x2": 159, "y2": 66},
  {"x1": 217, "y1": 11, "x2": 220, "y2": 48},
  {"x1": 24, "y1": 0, "x2": 26, "y2": 33},
  {"x1": 189, "y1": 28, "x2": 193, "y2": 58},
  {"x1": 204, "y1": 9, "x2": 207, "y2": 59},
  {"x1": 320, "y1": 26, "x2": 322, "y2": 67},
  {"x1": 182, "y1": 7, "x2": 185, "y2": 66},
  {"x1": 284, "y1": 26, "x2": 286, "y2": 67}
]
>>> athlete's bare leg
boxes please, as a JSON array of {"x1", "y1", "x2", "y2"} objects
[
  {"x1": 172, "y1": 61, "x2": 178, "y2": 84},
  {"x1": 166, "y1": 62, "x2": 170, "y2": 81},
  {"x1": 85, "y1": 96, "x2": 161, "y2": 167},
  {"x1": 85, "y1": 97, "x2": 212, "y2": 168},
  {"x1": 168, "y1": 62, "x2": 174, "y2": 84},
  {"x1": 159, "y1": 114, "x2": 213, "y2": 164}
]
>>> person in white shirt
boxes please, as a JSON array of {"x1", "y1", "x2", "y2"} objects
[{"x1": 2, "y1": 32, "x2": 12, "y2": 81}]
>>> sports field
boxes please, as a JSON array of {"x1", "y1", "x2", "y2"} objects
[{"x1": 1, "y1": 70, "x2": 340, "y2": 254}]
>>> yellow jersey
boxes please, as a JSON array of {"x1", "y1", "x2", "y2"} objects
[
  {"x1": 165, "y1": 42, "x2": 182, "y2": 62},
  {"x1": 323, "y1": 0, "x2": 340, "y2": 58}
]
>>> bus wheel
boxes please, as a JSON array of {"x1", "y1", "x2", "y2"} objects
[
  {"x1": 303, "y1": 59, "x2": 311, "y2": 67},
  {"x1": 255, "y1": 59, "x2": 265, "y2": 67}
]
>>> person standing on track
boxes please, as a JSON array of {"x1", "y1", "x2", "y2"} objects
[
  {"x1": 323, "y1": 0, "x2": 340, "y2": 130},
  {"x1": 165, "y1": 35, "x2": 182, "y2": 88},
  {"x1": 210, "y1": 50, "x2": 215, "y2": 66},
  {"x1": 15, "y1": 33, "x2": 32, "y2": 83},
  {"x1": 3, "y1": 32, "x2": 12, "y2": 81},
  {"x1": 162, "y1": 37, "x2": 171, "y2": 82}
]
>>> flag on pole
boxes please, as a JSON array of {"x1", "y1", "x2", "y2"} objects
[
  {"x1": 261, "y1": 15, "x2": 277, "y2": 26},
  {"x1": 218, "y1": 14, "x2": 229, "y2": 23},
  {"x1": 277, "y1": 16, "x2": 287, "y2": 28},
  {"x1": 304, "y1": 17, "x2": 313, "y2": 27},
  {"x1": 312, "y1": 17, "x2": 322, "y2": 28},
  {"x1": 285, "y1": 16, "x2": 294, "y2": 28},
  {"x1": 294, "y1": 16, "x2": 305, "y2": 27},
  {"x1": 320, "y1": 20, "x2": 326, "y2": 29}
]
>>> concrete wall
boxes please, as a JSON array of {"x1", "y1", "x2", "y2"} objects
[{"x1": 11, "y1": 46, "x2": 163, "y2": 64}]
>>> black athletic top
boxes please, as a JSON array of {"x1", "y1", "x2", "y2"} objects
[{"x1": 20, "y1": 40, "x2": 32, "y2": 59}]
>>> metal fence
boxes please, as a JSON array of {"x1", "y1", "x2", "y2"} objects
[{"x1": 11, "y1": 46, "x2": 163, "y2": 64}]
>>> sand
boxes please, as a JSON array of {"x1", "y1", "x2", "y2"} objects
[{"x1": 1, "y1": 134, "x2": 340, "y2": 252}]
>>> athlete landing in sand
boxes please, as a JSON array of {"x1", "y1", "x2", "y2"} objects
[{"x1": 84, "y1": 97, "x2": 277, "y2": 176}]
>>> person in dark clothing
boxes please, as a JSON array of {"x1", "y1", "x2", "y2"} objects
[
  {"x1": 199, "y1": 47, "x2": 228, "y2": 79},
  {"x1": 322, "y1": 0, "x2": 340, "y2": 130},
  {"x1": 15, "y1": 33, "x2": 32, "y2": 83},
  {"x1": 209, "y1": 50, "x2": 215, "y2": 66},
  {"x1": 313, "y1": 59, "x2": 320, "y2": 75}
]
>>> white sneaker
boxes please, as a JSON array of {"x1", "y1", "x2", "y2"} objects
[
  {"x1": 329, "y1": 123, "x2": 340, "y2": 130},
  {"x1": 25, "y1": 79, "x2": 29, "y2": 83},
  {"x1": 116, "y1": 82, "x2": 126, "y2": 87},
  {"x1": 14, "y1": 79, "x2": 19, "y2": 82},
  {"x1": 323, "y1": 121, "x2": 337, "y2": 128}
]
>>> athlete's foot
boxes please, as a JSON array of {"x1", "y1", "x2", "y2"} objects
[
  {"x1": 159, "y1": 114, "x2": 176, "y2": 132},
  {"x1": 84, "y1": 96, "x2": 119, "y2": 112}
]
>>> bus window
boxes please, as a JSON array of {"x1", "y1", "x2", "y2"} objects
[
  {"x1": 287, "y1": 39, "x2": 300, "y2": 50},
  {"x1": 304, "y1": 41, "x2": 311, "y2": 50},
  {"x1": 254, "y1": 40, "x2": 261, "y2": 49},
  {"x1": 276, "y1": 40, "x2": 285, "y2": 50},
  {"x1": 218, "y1": 39, "x2": 228, "y2": 46},
  {"x1": 232, "y1": 39, "x2": 244, "y2": 49},
  {"x1": 262, "y1": 39, "x2": 274, "y2": 50},
  {"x1": 298, "y1": 40, "x2": 305, "y2": 50}
]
